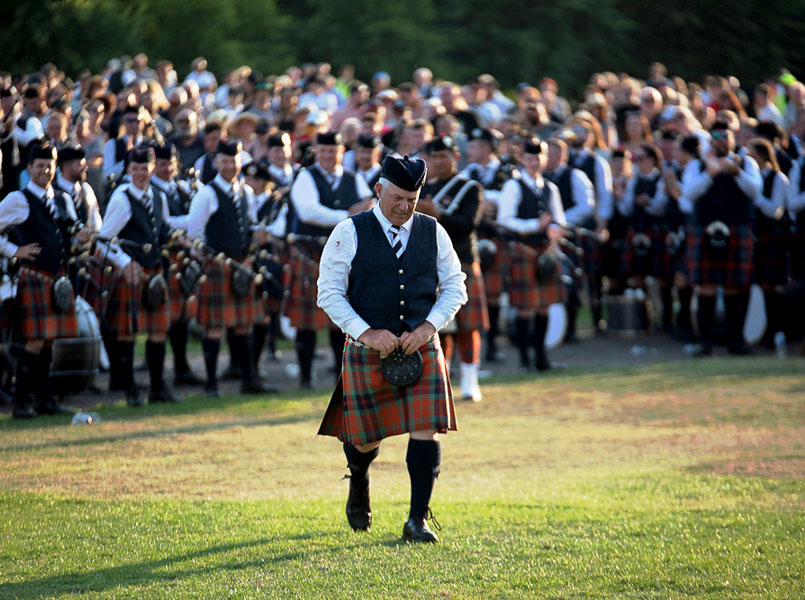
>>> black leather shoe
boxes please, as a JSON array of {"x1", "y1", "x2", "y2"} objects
[
  {"x1": 149, "y1": 386, "x2": 183, "y2": 403},
  {"x1": 240, "y1": 379, "x2": 278, "y2": 394},
  {"x1": 174, "y1": 370, "x2": 204, "y2": 387},
  {"x1": 402, "y1": 516, "x2": 439, "y2": 543},
  {"x1": 36, "y1": 398, "x2": 75, "y2": 415},
  {"x1": 346, "y1": 477, "x2": 371, "y2": 531},
  {"x1": 127, "y1": 388, "x2": 145, "y2": 407}
]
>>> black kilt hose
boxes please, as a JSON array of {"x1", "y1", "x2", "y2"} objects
[
  {"x1": 15, "y1": 267, "x2": 78, "y2": 341},
  {"x1": 508, "y1": 241, "x2": 566, "y2": 313},
  {"x1": 106, "y1": 266, "x2": 171, "y2": 336},
  {"x1": 686, "y1": 224, "x2": 754, "y2": 289}
]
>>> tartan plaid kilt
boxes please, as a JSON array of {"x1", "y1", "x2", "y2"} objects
[
  {"x1": 197, "y1": 260, "x2": 258, "y2": 330},
  {"x1": 15, "y1": 268, "x2": 78, "y2": 341},
  {"x1": 283, "y1": 246, "x2": 330, "y2": 331},
  {"x1": 318, "y1": 335, "x2": 457, "y2": 445},
  {"x1": 480, "y1": 239, "x2": 512, "y2": 303},
  {"x1": 753, "y1": 222, "x2": 788, "y2": 286},
  {"x1": 165, "y1": 259, "x2": 198, "y2": 324},
  {"x1": 686, "y1": 224, "x2": 754, "y2": 288},
  {"x1": 790, "y1": 228, "x2": 805, "y2": 281},
  {"x1": 106, "y1": 268, "x2": 171, "y2": 336},
  {"x1": 507, "y1": 242, "x2": 566, "y2": 312},
  {"x1": 624, "y1": 227, "x2": 673, "y2": 281},
  {"x1": 77, "y1": 250, "x2": 112, "y2": 316},
  {"x1": 454, "y1": 261, "x2": 490, "y2": 332}
]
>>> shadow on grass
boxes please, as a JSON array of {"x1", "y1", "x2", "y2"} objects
[{"x1": 0, "y1": 533, "x2": 367, "y2": 598}]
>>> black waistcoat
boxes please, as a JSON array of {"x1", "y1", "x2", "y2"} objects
[
  {"x1": 694, "y1": 155, "x2": 753, "y2": 226},
  {"x1": 16, "y1": 189, "x2": 69, "y2": 274},
  {"x1": 200, "y1": 154, "x2": 217, "y2": 184},
  {"x1": 631, "y1": 172, "x2": 662, "y2": 231},
  {"x1": 118, "y1": 188, "x2": 163, "y2": 269},
  {"x1": 292, "y1": 167, "x2": 361, "y2": 238},
  {"x1": 205, "y1": 182, "x2": 251, "y2": 259},
  {"x1": 347, "y1": 211, "x2": 438, "y2": 335},
  {"x1": 546, "y1": 168, "x2": 574, "y2": 212},
  {"x1": 53, "y1": 179, "x2": 89, "y2": 224},
  {"x1": 516, "y1": 179, "x2": 552, "y2": 248}
]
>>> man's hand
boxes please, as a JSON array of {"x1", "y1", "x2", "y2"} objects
[
  {"x1": 635, "y1": 193, "x2": 651, "y2": 207},
  {"x1": 13, "y1": 243, "x2": 41, "y2": 261},
  {"x1": 357, "y1": 328, "x2": 399, "y2": 356},
  {"x1": 416, "y1": 199, "x2": 440, "y2": 218},
  {"x1": 399, "y1": 321, "x2": 436, "y2": 355},
  {"x1": 538, "y1": 213, "x2": 553, "y2": 229},
  {"x1": 75, "y1": 226, "x2": 91, "y2": 245},
  {"x1": 720, "y1": 157, "x2": 740, "y2": 176},
  {"x1": 122, "y1": 261, "x2": 143, "y2": 285},
  {"x1": 547, "y1": 224, "x2": 563, "y2": 241}
]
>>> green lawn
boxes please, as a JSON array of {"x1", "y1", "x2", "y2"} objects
[{"x1": 1, "y1": 358, "x2": 803, "y2": 599}]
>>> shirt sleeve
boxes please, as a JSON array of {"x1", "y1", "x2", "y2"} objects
[
  {"x1": 754, "y1": 172, "x2": 787, "y2": 220},
  {"x1": 618, "y1": 176, "x2": 636, "y2": 217},
  {"x1": 680, "y1": 160, "x2": 711, "y2": 201},
  {"x1": 594, "y1": 157, "x2": 614, "y2": 222},
  {"x1": 498, "y1": 178, "x2": 540, "y2": 233},
  {"x1": 83, "y1": 184, "x2": 103, "y2": 231},
  {"x1": 187, "y1": 185, "x2": 217, "y2": 242},
  {"x1": 565, "y1": 170, "x2": 594, "y2": 225},
  {"x1": 354, "y1": 174, "x2": 373, "y2": 200},
  {"x1": 736, "y1": 155, "x2": 763, "y2": 199},
  {"x1": 548, "y1": 183, "x2": 566, "y2": 227},
  {"x1": 316, "y1": 219, "x2": 371, "y2": 339},
  {"x1": 290, "y1": 169, "x2": 349, "y2": 227},
  {"x1": 645, "y1": 178, "x2": 669, "y2": 217},
  {"x1": 0, "y1": 192, "x2": 30, "y2": 257},
  {"x1": 97, "y1": 189, "x2": 133, "y2": 268},
  {"x1": 425, "y1": 221, "x2": 468, "y2": 331}
]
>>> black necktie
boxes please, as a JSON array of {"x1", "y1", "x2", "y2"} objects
[{"x1": 389, "y1": 225, "x2": 403, "y2": 258}]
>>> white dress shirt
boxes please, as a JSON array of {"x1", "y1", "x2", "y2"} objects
[
  {"x1": 546, "y1": 165, "x2": 594, "y2": 226},
  {"x1": 787, "y1": 157, "x2": 805, "y2": 217},
  {"x1": 253, "y1": 191, "x2": 289, "y2": 237},
  {"x1": 675, "y1": 160, "x2": 701, "y2": 215},
  {"x1": 102, "y1": 135, "x2": 143, "y2": 179},
  {"x1": 357, "y1": 164, "x2": 381, "y2": 188},
  {"x1": 290, "y1": 164, "x2": 372, "y2": 228},
  {"x1": 755, "y1": 169, "x2": 788, "y2": 220},
  {"x1": 619, "y1": 170, "x2": 669, "y2": 218},
  {"x1": 498, "y1": 171, "x2": 566, "y2": 233},
  {"x1": 682, "y1": 154, "x2": 762, "y2": 204},
  {"x1": 0, "y1": 181, "x2": 79, "y2": 258},
  {"x1": 575, "y1": 149, "x2": 614, "y2": 221},
  {"x1": 150, "y1": 175, "x2": 190, "y2": 231},
  {"x1": 460, "y1": 157, "x2": 503, "y2": 204},
  {"x1": 55, "y1": 173, "x2": 103, "y2": 231},
  {"x1": 317, "y1": 204, "x2": 467, "y2": 341},
  {"x1": 98, "y1": 181, "x2": 171, "y2": 268},
  {"x1": 187, "y1": 173, "x2": 258, "y2": 243}
]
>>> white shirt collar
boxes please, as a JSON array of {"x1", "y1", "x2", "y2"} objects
[
  {"x1": 315, "y1": 163, "x2": 343, "y2": 178},
  {"x1": 520, "y1": 170, "x2": 544, "y2": 189},
  {"x1": 56, "y1": 173, "x2": 79, "y2": 194},
  {"x1": 372, "y1": 203, "x2": 414, "y2": 233},
  {"x1": 127, "y1": 182, "x2": 152, "y2": 199},
  {"x1": 151, "y1": 176, "x2": 172, "y2": 191},
  {"x1": 26, "y1": 181, "x2": 53, "y2": 199},
  {"x1": 213, "y1": 173, "x2": 238, "y2": 194}
]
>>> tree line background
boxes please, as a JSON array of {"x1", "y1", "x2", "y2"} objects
[{"x1": 4, "y1": 0, "x2": 805, "y2": 95}]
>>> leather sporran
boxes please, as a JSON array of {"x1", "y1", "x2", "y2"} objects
[
  {"x1": 535, "y1": 251, "x2": 560, "y2": 283},
  {"x1": 706, "y1": 220, "x2": 730, "y2": 252},
  {"x1": 179, "y1": 261, "x2": 202, "y2": 298},
  {"x1": 380, "y1": 347, "x2": 423, "y2": 387},
  {"x1": 51, "y1": 276, "x2": 75, "y2": 313},
  {"x1": 230, "y1": 267, "x2": 253, "y2": 297},
  {"x1": 143, "y1": 273, "x2": 167, "y2": 309}
]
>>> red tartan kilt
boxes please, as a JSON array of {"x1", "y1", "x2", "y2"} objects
[
  {"x1": 480, "y1": 240, "x2": 507, "y2": 302},
  {"x1": 507, "y1": 242, "x2": 566, "y2": 312},
  {"x1": 15, "y1": 268, "x2": 78, "y2": 341},
  {"x1": 165, "y1": 260, "x2": 198, "y2": 323},
  {"x1": 454, "y1": 261, "x2": 489, "y2": 332},
  {"x1": 624, "y1": 228, "x2": 672, "y2": 280},
  {"x1": 318, "y1": 335, "x2": 457, "y2": 445},
  {"x1": 686, "y1": 224, "x2": 754, "y2": 288},
  {"x1": 107, "y1": 268, "x2": 171, "y2": 336},
  {"x1": 77, "y1": 251, "x2": 112, "y2": 316},
  {"x1": 197, "y1": 260, "x2": 258, "y2": 330},
  {"x1": 283, "y1": 247, "x2": 330, "y2": 331}
]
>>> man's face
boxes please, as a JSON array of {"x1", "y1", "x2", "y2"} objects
[
  {"x1": 316, "y1": 144, "x2": 342, "y2": 172},
  {"x1": 467, "y1": 139, "x2": 490, "y2": 165},
  {"x1": 377, "y1": 180, "x2": 419, "y2": 227},
  {"x1": 215, "y1": 153, "x2": 241, "y2": 183},
  {"x1": 268, "y1": 145, "x2": 290, "y2": 166},
  {"x1": 62, "y1": 158, "x2": 87, "y2": 183},
  {"x1": 245, "y1": 175, "x2": 268, "y2": 195},
  {"x1": 426, "y1": 150, "x2": 456, "y2": 180},
  {"x1": 24, "y1": 94, "x2": 42, "y2": 114},
  {"x1": 355, "y1": 146, "x2": 379, "y2": 171},
  {"x1": 155, "y1": 157, "x2": 176, "y2": 181},
  {"x1": 545, "y1": 146, "x2": 564, "y2": 172},
  {"x1": 124, "y1": 113, "x2": 143, "y2": 137},
  {"x1": 28, "y1": 158, "x2": 55, "y2": 189},
  {"x1": 521, "y1": 152, "x2": 545, "y2": 176},
  {"x1": 46, "y1": 118, "x2": 65, "y2": 142},
  {"x1": 711, "y1": 130, "x2": 733, "y2": 158},
  {"x1": 204, "y1": 130, "x2": 222, "y2": 153},
  {"x1": 128, "y1": 160, "x2": 154, "y2": 190}
]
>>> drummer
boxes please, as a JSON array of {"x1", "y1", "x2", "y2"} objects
[
  {"x1": 497, "y1": 137, "x2": 566, "y2": 371},
  {"x1": 97, "y1": 146, "x2": 180, "y2": 406},
  {"x1": 0, "y1": 142, "x2": 90, "y2": 418}
]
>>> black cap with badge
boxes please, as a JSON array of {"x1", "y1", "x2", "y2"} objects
[
  {"x1": 243, "y1": 161, "x2": 271, "y2": 181},
  {"x1": 380, "y1": 154, "x2": 427, "y2": 191},
  {"x1": 27, "y1": 141, "x2": 57, "y2": 165},
  {"x1": 423, "y1": 135, "x2": 456, "y2": 155},
  {"x1": 216, "y1": 139, "x2": 242, "y2": 156}
]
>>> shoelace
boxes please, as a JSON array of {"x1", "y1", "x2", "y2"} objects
[{"x1": 426, "y1": 507, "x2": 441, "y2": 531}]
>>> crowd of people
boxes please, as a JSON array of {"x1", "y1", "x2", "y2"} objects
[{"x1": 1, "y1": 54, "x2": 804, "y2": 419}]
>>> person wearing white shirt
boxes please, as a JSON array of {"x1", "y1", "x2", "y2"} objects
[
  {"x1": 497, "y1": 137, "x2": 566, "y2": 372},
  {"x1": 353, "y1": 134, "x2": 383, "y2": 191},
  {"x1": 186, "y1": 140, "x2": 275, "y2": 397},
  {"x1": 52, "y1": 146, "x2": 102, "y2": 231},
  {"x1": 0, "y1": 143, "x2": 88, "y2": 419},
  {"x1": 102, "y1": 106, "x2": 146, "y2": 180},
  {"x1": 287, "y1": 131, "x2": 373, "y2": 388},
  {"x1": 317, "y1": 155, "x2": 466, "y2": 543},
  {"x1": 97, "y1": 146, "x2": 178, "y2": 407}
]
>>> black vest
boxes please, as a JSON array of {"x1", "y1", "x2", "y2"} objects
[
  {"x1": 516, "y1": 179, "x2": 552, "y2": 248},
  {"x1": 292, "y1": 167, "x2": 361, "y2": 238},
  {"x1": 15, "y1": 189, "x2": 70, "y2": 274},
  {"x1": 421, "y1": 176, "x2": 480, "y2": 264},
  {"x1": 204, "y1": 182, "x2": 251, "y2": 259},
  {"x1": 546, "y1": 167, "x2": 574, "y2": 212},
  {"x1": 694, "y1": 155, "x2": 754, "y2": 226},
  {"x1": 200, "y1": 154, "x2": 217, "y2": 184},
  {"x1": 158, "y1": 180, "x2": 193, "y2": 216},
  {"x1": 631, "y1": 172, "x2": 663, "y2": 231},
  {"x1": 347, "y1": 211, "x2": 438, "y2": 335},
  {"x1": 118, "y1": 188, "x2": 163, "y2": 269},
  {"x1": 577, "y1": 153, "x2": 598, "y2": 200},
  {"x1": 755, "y1": 170, "x2": 781, "y2": 236},
  {"x1": 53, "y1": 179, "x2": 90, "y2": 224}
]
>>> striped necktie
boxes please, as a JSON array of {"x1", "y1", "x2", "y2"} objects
[
  {"x1": 388, "y1": 225, "x2": 403, "y2": 258},
  {"x1": 143, "y1": 191, "x2": 154, "y2": 215},
  {"x1": 44, "y1": 194, "x2": 59, "y2": 221}
]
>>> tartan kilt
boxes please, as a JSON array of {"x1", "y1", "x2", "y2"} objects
[
  {"x1": 15, "y1": 268, "x2": 78, "y2": 341},
  {"x1": 106, "y1": 268, "x2": 171, "y2": 336},
  {"x1": 283, "y1": 246, "x2": 330, "y2": 331},
  {"x1": 790, "y1": 228, "x2": 805, "y2": 281},
  {"x1": 686, "y1": 223, "x2": 754, "y2": 288},
  {"x1": 197, "y1": 260, "x2": 258, "y2": 330},
  {"x1": 453, "y1": 261, "x2": 490, "y2": 332},
  {"x1": 481, "y1": 239, "x2": 511, "y2": 303},
  {"x1": 624, "y1": 228, "x2": 672, "y2": 280},
  {"x1": 78, "y1": 250, "x2": 112, "y2": 316},
  {"x1": 507, "y1": 242, "x2": 566, "y2": 312},
  {"x1": 165, "y1": 259, "x2": 198, "y2": 323},
  {"x1": 318, "y1": 335, "x2": 457, "y2": 445},
  {"x1": 753, "y1": 224, "x2": 788, "y2": 286}
]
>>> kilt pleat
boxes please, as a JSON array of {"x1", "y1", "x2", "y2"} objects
[
  {"x1": 686, "y1": 224, "x2": 754, "y2": 288},
  {"x1": 197, "y1": 260, "x2": 258, "y2": 330},
  {"x1": 106, "y1": 268, "x2": 171, "y2": 336},
  {"x1": 16, "y1": 268, "x2": 78, "y2": 341},
  {"x1": 753, "y1": 220, "x2": 787, "y2": 286},
  {"x1": 507, "y1": 241, "x2": 566, "y2": 312},
  {"x1": 283, "y1": 246, "x2": 330, "y2": 331},
  {"x1": 481, "y1": 239, "x2": 511, "y2": 302},
  {"x1": 318, "y1": 336, "x2": 457, "y2": 445},
  {"x1": 454, "y1": 261, "x2": 489, "y2": 332}
]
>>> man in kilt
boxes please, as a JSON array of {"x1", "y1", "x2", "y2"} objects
[
  {"x1": 418, "y1": 135, "x2": 488, "y2": 402},
  {"x1": 187, "y1": 139, "x2": 276, "y2": 397},
  {"x1": 288, "y1": 132, "x2": 373, "y2": 388},
  {"x1": 0, "y1": 142, "x2": 89, "y2": 418},
  {"x1": 317, "y1": 154, "x2": 467, "y2": 542},
  {"x1": 683, "y1": 122, "x2": 762, "y2": 355},
  {"x1": 498, "y1": 137, "x2": 566, "y2": 371},
  {"x1": 150, "y1": 142, "x2": 203, "y2": 386},
  {"x1": 98, "y1": 146, "x2": 180, "y2": 406}
]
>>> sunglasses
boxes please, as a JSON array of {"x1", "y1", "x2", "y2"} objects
[{"x1": 711, "y1": 131, "x2": 729, "y2": 140}]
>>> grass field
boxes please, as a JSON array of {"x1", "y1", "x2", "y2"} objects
[{"x1": 1, "y1": 357, "x2": 803, "y2": 599}]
